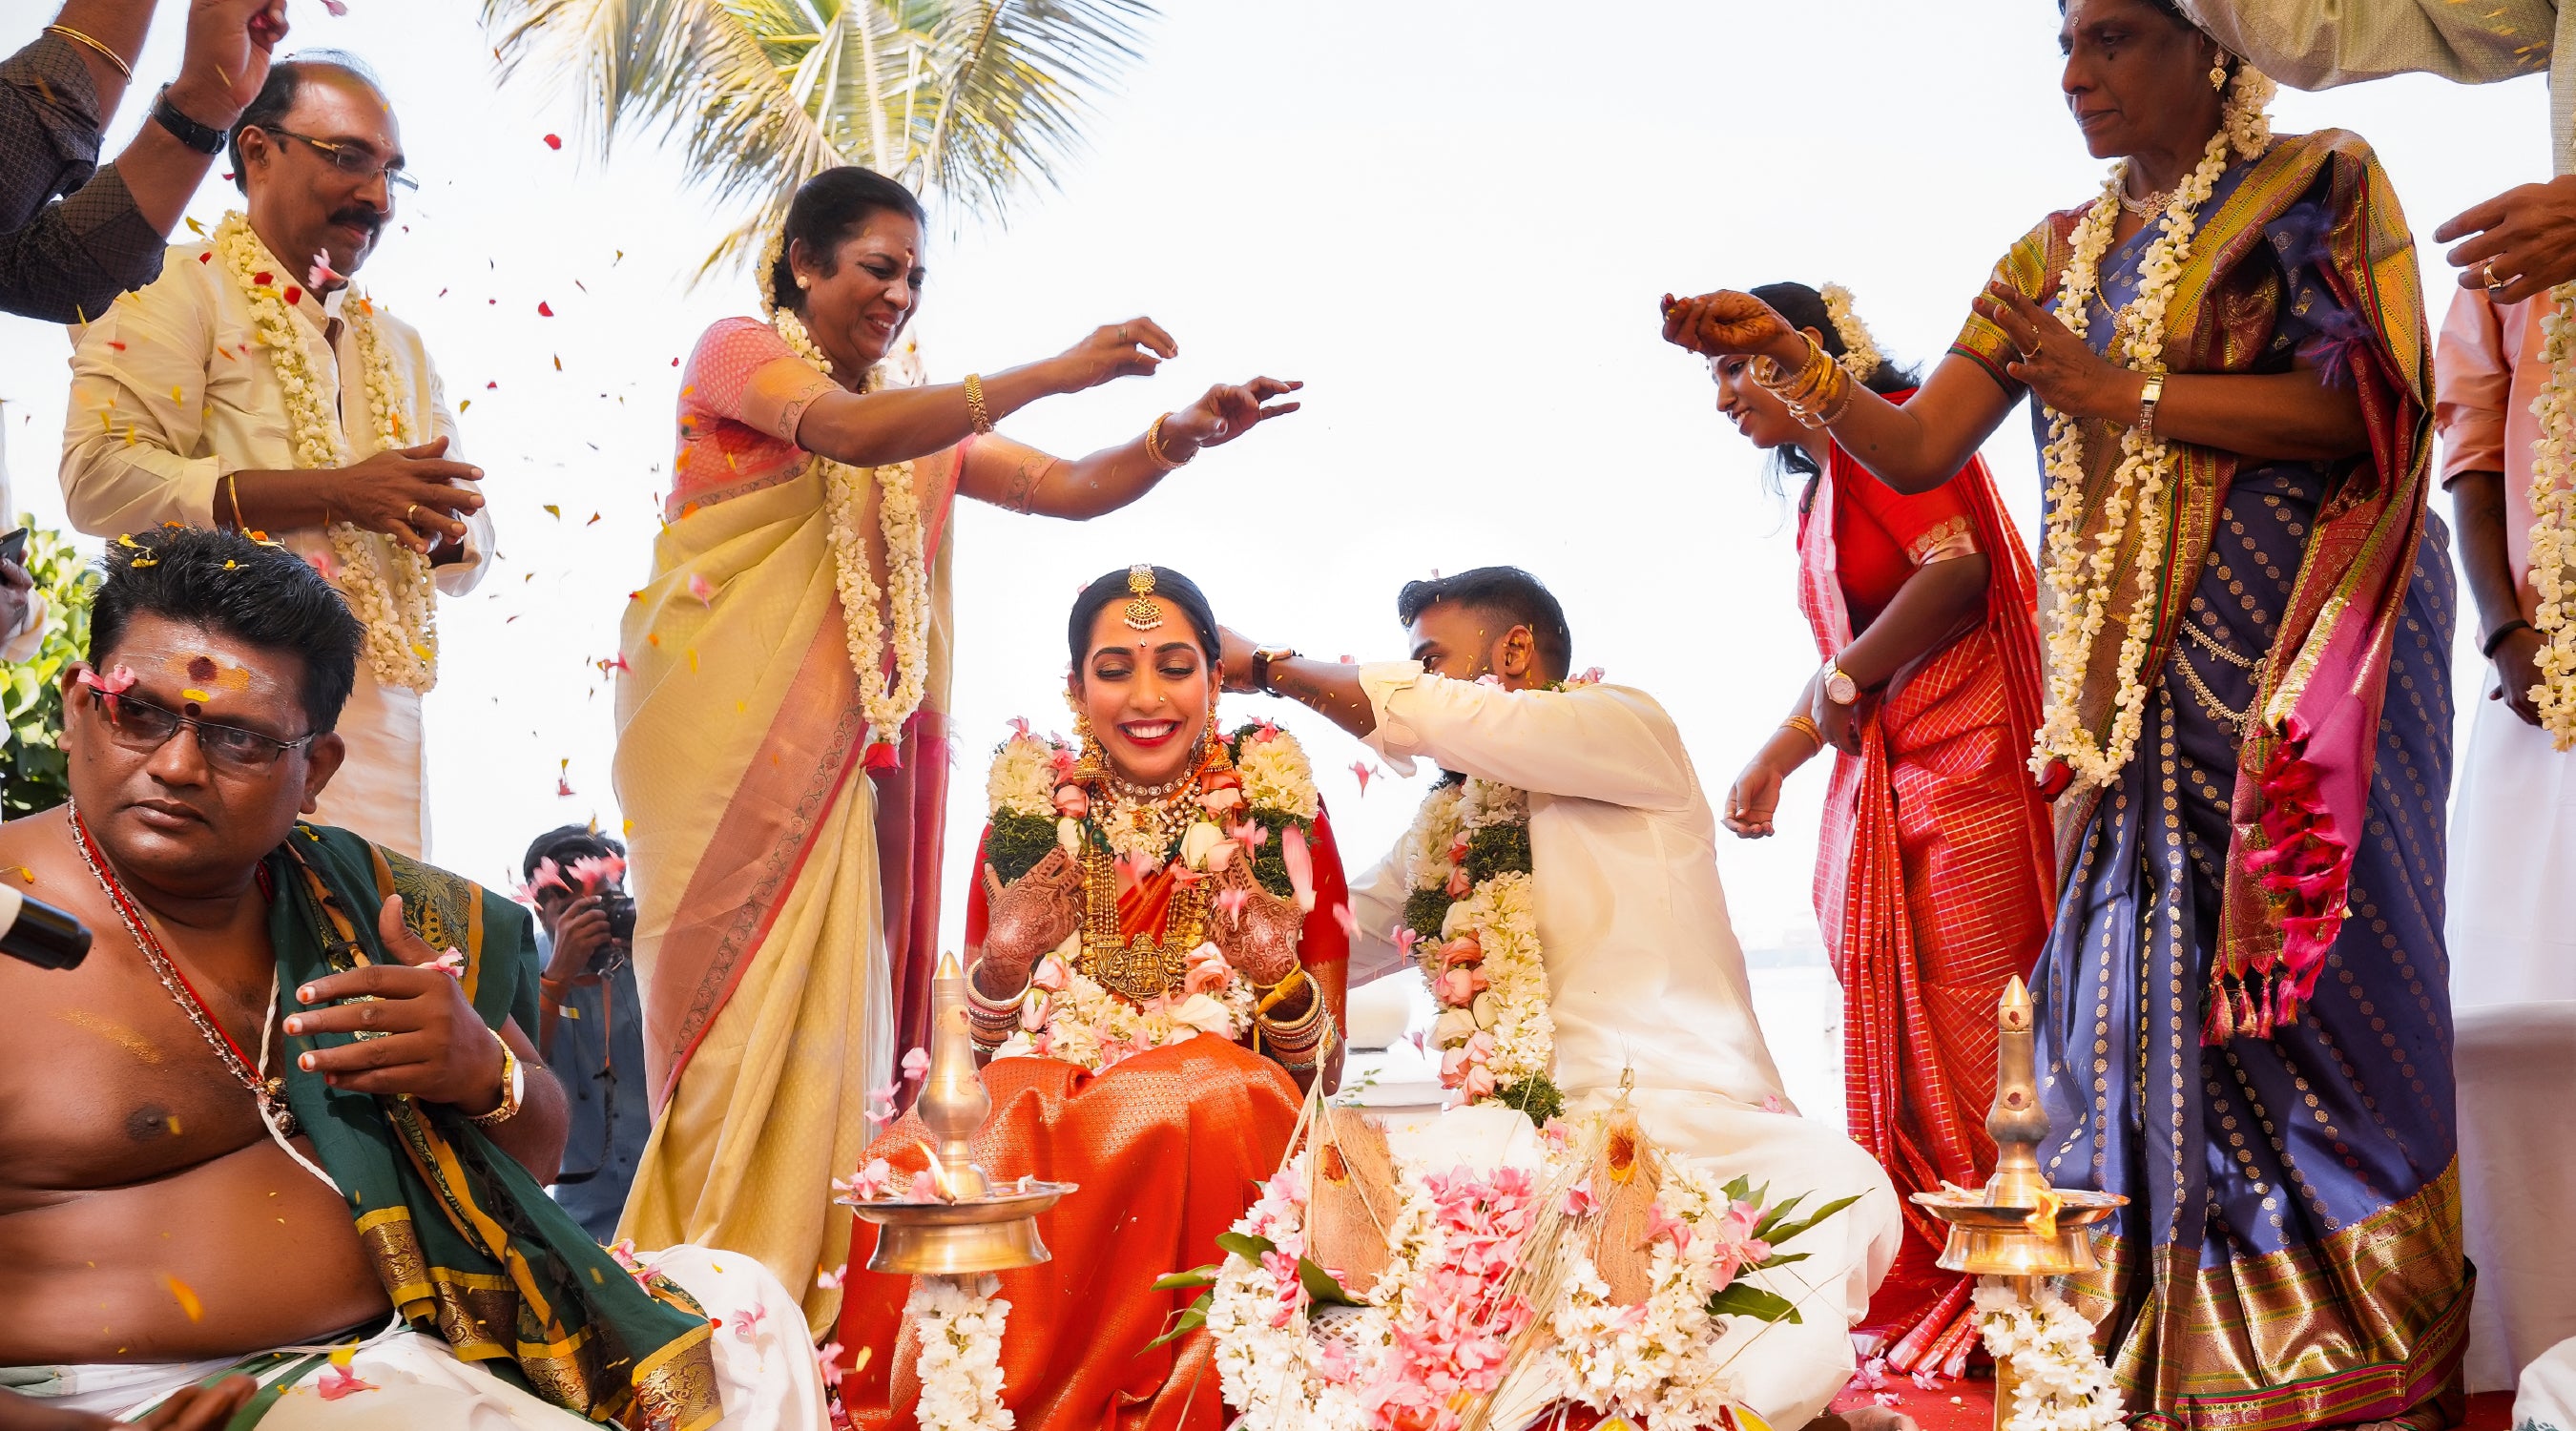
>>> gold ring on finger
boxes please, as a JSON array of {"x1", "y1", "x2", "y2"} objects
[{"x1": 405, "y1": 503, "x2": 419, "y2": 524}]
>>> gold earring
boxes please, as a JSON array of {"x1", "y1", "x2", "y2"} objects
[
  {"x1": 1070, "y1": 712, "x2": 1104, "y2": 782},
  {"x1": 796, "y1": 274, "x2": 812, "y2": 291},
  {"x1": 2210, "y1": 61, "x2": 2229, "y2": 91}
]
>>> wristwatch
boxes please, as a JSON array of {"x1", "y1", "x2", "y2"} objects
[
  {"x1": 152, "y1": 87, "x2": 230, "y2": 156},
  {"x1": 1821, "y1": 662, "x2": 1860, "y2": 707},
  {"x1": 467, "y1": 1044, "x2": 525, "y2": 1129},
  {"x1": 1252, "y1": 645, "x2": 1297, "y2": 693}
]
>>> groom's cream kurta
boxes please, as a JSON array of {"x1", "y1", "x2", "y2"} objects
[
  {"x1": 1344, "y1": 666, "x2": 1903, "y2": 1431},
  {"x1": 57, "y1": 238, "x2": 492, "y2": 859}
]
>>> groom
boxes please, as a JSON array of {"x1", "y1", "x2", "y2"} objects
[{"x1": 1221, "y1": 565, "x2": 1901, "y2": 1431}]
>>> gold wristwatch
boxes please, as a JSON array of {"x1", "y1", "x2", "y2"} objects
[
  {"x1": 1821, "y1": 661, "x2": 1860, "y2": 706},
  {"x1": 467, "y1": 1044, "x2": 525, "y2": 1129}
]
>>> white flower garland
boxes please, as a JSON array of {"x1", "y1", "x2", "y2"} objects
[
  {"x1": 1971, "y1": 1276, "x2": 2125, "y2": 1431},
  {"x1": 1400, "y1": 776, "x2": 1555, "y2": 1106},
  {"x1": 907, "y1": 1274, "x2": 1014, "y2": 1431},
  {"x1": 770, "y1": 305, "x2": 931, "y2": 758},
  {"x1": 2027, "y1": 68, "x2": 2275, "y2": 791},
  {"x1": 2525, "y1": 288, "x2": 2576, "y2": 748},
  {"x1": 980, "y1": 725, "x2": 1319, "y2": 1071},
  {"x1": 215, "y1": 213, "x2": 438, "y2": 692},
  {"x1": 1201, "y1": 1120, "x2": 1828, "y2": 1431},
  {"x1": 1819, "y1": 282, "x2": 1884, "y2": 383}
]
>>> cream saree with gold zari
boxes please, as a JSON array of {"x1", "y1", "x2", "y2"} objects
[{"x1": 614, "y1": 317, "x2": 960, "y2": 1337}]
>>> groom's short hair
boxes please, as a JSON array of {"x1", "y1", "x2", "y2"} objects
[
  {"x1": 90, "y1": 527, "x2": 363, "y2": 733},
  {"x1": 1397, "y1": 567, "x2": 1573, "y2": 683},
  {"x1": 228, "y1": 50, "x2": 390, "y2": 192}
]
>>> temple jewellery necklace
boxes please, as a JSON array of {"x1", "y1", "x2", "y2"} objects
[{"x1": 68, "y1": 803, "x2": 340, "y2": 1192}]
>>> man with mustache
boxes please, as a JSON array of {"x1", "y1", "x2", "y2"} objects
[{"x1": 56, "y1": 51, "x2": 489, "y2": 860}]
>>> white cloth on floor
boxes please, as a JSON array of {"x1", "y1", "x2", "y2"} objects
[
  {"x1": 1343, "y1": 666, "x2": 1902, "y2": 1430},
  {"x1": 2456, "y1": 1002, "x2": 2576, "y2": 1394},
  {"x1": 2445, "y1": 695, "x2": 2576, "y2": 1006},
  {"x1": 17, "y1": 1244, "x2": 823, "y2": 1428}
]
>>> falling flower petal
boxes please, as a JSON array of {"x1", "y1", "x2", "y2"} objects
[
  {"x1": 1349, "y1": 762, "x2": 1375, "y2": 795},
  {"x1": 901, "y1": 1047, "x2": 930, "y2": 1081},
  {"x1": 542, "y1": 133, "x2": 563, "y2": 151}
]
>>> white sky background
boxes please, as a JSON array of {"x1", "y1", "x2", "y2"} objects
[{"x1": 0, "y1": 0, "x2": 2547, "y2": 957}]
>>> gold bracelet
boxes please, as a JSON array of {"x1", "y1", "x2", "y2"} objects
[
  {"x1": 45, "y1": 24, "x2": 133, "y2": 79},
  {"x1": 225, "y1": 472, "x2": 247, "y2": 531},
  {"x1": 1780, "y1": 714, "x2": 1824, "y2": 748},
  {"x1": 963, "y1": 372, "x2": 993, "y2": 434},
  {"x1": 1143, "y1": 413, "x2": 1188, "y2": 471}
]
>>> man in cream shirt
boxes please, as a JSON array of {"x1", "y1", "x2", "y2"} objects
[
  {"x1": 1222, "y1": 566, "x2": 1901, "y2": 1431},
  {"x1": 56, "y1": 51, "x2": 486, "y2": 858}
]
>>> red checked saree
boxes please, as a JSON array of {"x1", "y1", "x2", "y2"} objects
[{"x1": 1798, "y1": 434, "x2": 2055, "y2": 1372}]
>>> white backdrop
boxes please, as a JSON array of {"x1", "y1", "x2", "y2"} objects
[{"x1": 0, "y1": 0, "x2": 2544, "y2": 965}]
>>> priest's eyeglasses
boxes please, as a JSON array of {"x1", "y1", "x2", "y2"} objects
[
  {"x1": 97, "y1": 691, "x2": 318, "y2": 774},
  {"x1": 260, "y1": 128, "x2": 419, "y2": 194}
]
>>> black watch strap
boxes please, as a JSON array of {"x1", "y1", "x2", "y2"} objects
[
  {"x1": 2483, "y1": 618, "x2": 2536, "y2": 660},
  {"x1": 153, "y1": 88, "x2": 230, "y2": 156}
]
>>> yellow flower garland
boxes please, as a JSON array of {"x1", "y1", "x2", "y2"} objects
[{"x1": 214, "y1": 213, "x2": 439, "y2": 692}]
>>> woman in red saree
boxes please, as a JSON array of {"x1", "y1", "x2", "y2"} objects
[
  {"x1": 838, "y1": 566, "x2": 1348, "y2": 1431},
  {"x1": 615, "y1": 167, "x2": 1303, "y2": 1334},
  {"x1": 1711, "y1": 282, "x2": 2054, "y2": 1376}
]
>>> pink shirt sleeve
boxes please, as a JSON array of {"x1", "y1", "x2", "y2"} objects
[
  {"x1": 2434, "y1": 286, "x2": 2511, "y2": 487},
  {"x1": 681, "y1": 317, "x2": 837, "y2": 446}
]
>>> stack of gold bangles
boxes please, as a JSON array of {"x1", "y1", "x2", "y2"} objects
[
  {"x1": 1751, "y1": 334, "x2": 1854, "y2": 427},
  {"x1": 1142, "y1": 413, "x2": 1194, "y2": 472},
  {"x1": 1252, "y1": 969, "x2": 1336, "y2": 1071}
]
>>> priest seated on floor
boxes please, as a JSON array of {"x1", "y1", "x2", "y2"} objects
[{"x1": 0, "y1": 527, "x2": 823, "y2": 1430}]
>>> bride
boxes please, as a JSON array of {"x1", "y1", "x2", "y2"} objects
[{"x1": 835, "y1": 564, "x2": 1353, "y2": 1431}]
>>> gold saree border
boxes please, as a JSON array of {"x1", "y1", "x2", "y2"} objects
[{"x1": 2063, "y1": 1164, "x2": 2467, "y2": 1431}]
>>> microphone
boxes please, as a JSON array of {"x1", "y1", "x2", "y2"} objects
[{"x1": 0, "y1": 884, "x2": 92, "y2": 970}]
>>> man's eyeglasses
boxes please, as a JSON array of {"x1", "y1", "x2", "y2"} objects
[
  {"x1": 97, "y1": 690, "x2": 317, "y2": 775},
  {"x1": 258, "y1": 127, "x2": 418, "y2": 194}
]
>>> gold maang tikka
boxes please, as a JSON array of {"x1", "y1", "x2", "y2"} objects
[{"x1": 1123, "y1": 565, "x2": 1166, "y2": 633}]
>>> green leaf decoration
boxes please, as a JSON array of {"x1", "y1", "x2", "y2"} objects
[
  {"x1": 1215, "y1": 1231, "x2": 1276, "y2": 1264},
  {"x1": 1705, "y1": 1282, "x2": 1802, "y2": 1325},
  {"x1": 1141, "y1": 1297, "x2": 1210, "y2": 1352},
  {"x1": 1151, "y1": 1264, "x2": 1220, "y2": 1292},
  {"x1": 1747, "y1": 1251, "x2": 1811, "y2": 1272},
  {"x1": 985, "y1": 809, "x2": 1062, "y2": 885},
  {"x1": 1463, "y1": 822, "x2": 1532, "y2": 882},
  {"x1": 1243, "y1": 809, "x2": 1312, "y2": 900},
  {"x1": 1722, "y1": 1174, "x2": 1755, "y2": 1205},
  {"x1": 1296, "y1": 1257, "x2": 1360, "y2": 1308},
  {"x1": 1750, "y1": 1192, "x2": 1808, "y2": 1244},
  {"x1": 1492, "y1": 1076, "x2": 1565, "y2": 1127},
  {"x1": 1760, "y1": 1192, "x2": 1866, "y2": 1249},
  {"x1": 1402, "y1": 887, "x2": 1453, "y2": 942}
]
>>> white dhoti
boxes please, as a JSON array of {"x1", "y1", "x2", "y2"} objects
[
  {"x1": 9, "y1": 1246, "x2": 823, "y2": 1429},
  {"x1": 2445, "y1": 695, "x2": 2576, "y2": 1006},
  {"x1": 2520, "y1": 1337, "x2": 2576, "y2": 1431}
]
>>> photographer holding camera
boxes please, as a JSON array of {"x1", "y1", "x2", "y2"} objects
[{"x1": 522, "y1": 824, "x2": 646, "y2": 1243}]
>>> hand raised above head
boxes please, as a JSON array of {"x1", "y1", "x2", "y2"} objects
[
  {"x1": 1164, "y1": 378, "x2": 1302, "y2": 453},
  {"x1": 1660, "y1": 290, "x2": 1797, "y2": 363}
]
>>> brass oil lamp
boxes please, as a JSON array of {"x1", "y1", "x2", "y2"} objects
[
  {"x1": 848, "y1": 952, "x2": 1075, "y2": 1275},
  {"x1": 1908, "y1": 976, "x2": 2126, "y2": 1426}
]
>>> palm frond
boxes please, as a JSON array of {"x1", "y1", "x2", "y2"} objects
[{"x1": 478, "y1": 0, "x2": 1160, "y2": 279}]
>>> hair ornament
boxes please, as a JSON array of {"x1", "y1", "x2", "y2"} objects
[
  {"x1": 1819, "y1": 283, "x2": 1886, "y2": 384},
  {"x1": 1122, "y1": 564, "x2": 1166, "y2": 633},
  {"x1": 757, "y1": 224, "x2": 788, "y2": 319}
]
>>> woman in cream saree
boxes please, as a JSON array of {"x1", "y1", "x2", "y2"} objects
[{"x1": 613, "y1": 167, "x2": 1302, "y2": 1333}]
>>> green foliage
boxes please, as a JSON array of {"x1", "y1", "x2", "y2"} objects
[
  {"x1": 1242, "y1": 809, "x2": 1309, "y2": 900},
  {"x1": 1704, "y1": 1282, "x2": 1801, "y2": 1324},
  {"x1": 478, "y1": 0, "x2": 1159, "y2": 279},
  {"x1": 1, "y1": 528, "x2": 97, "y2": 819},
  {"x1": 1402, "y1": 887, "x2": 1452, "y2": 942},
  {"x1": 1463, "y1": 821, "x2": 1531, "y2": 883},
  {"x1": 1492, "y1": 1075, "x2": 1563, "y2": 1127},
  {"x1": 985, "y1": 809, "x2": 1061, "y2": 884}
]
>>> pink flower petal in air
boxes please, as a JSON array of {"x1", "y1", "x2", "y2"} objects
[
  {"x1": 686, "y1": 572, "x2": 715, "y2": 604},
  {"x1": 543, "y1": 134, "x2": 563, "y2": 151},
  {"x1": 815, "y1": 1263, "x2": 848, "y2": 1290},
  {"x1": 1332, "y1": 902, "x2": 1359, "y2": 939},
  {"x1": 816, "y1": 1340, "x2": 848, "y2": 1384},
  {"x1": 1279, "y1": 824, "x2": 1314, "y2": 910},
  {"x1": 77, "y1": 664, "x2": 137, "y2": 695},
  {"x1": 901, "y1": 1047, "x2": 930, "y2": 1081},
  {"x1": 909, "y1": 1170, "x2": 941, "y2": 1202},
  {"x1": 1349, "y1": 762, "x2": 1374, "y2": 795}
]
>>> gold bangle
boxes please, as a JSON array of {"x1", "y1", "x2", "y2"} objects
[
  {"x1": 1143, "y1": 413, "x2": 1187, "y2": 471},
  {"x1": 1780, "y1": 714, "x2": 1824, "y2": 748},
  {"x1": 225, "y1": 472, "x2": 247, "y2": 531},
  {"x1": 45, "y1": 25, "x2": 133, "y2": 79},
  {"x1": 963, "y1": 372, "x2": 993, "y2": 434}
]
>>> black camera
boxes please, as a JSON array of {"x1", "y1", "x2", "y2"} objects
[{"x1": 600, "y1": 889, "x2": 637, "y2": 949}]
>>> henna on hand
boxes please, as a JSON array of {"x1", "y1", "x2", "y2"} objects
[
  {"x1": 978, "y1": 848, "x2": 1085, "y2": 986},
  {"x1": 1210, "y1": 855, "x2": 1304, "y2": 986}
]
